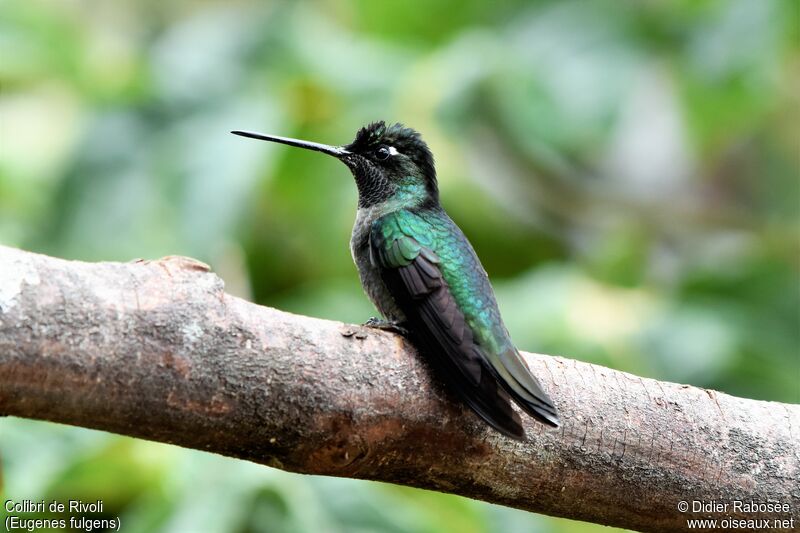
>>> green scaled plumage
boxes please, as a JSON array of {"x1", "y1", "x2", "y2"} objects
[{"x1": 370, "y1": 207, "x2": 559, "y2": 435}]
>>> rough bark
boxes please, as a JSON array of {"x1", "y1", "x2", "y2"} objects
[{"x1": 0, "y1": 245, "x2": 797, "y2": 532}]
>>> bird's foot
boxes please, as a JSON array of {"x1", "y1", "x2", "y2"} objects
[{"x1": 363, "y1": 317, "x2": 409, "y2": 336}]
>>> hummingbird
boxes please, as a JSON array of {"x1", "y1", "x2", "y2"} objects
[{"x1": 232, "y1": 122, "x2": 559, "y2": 439}]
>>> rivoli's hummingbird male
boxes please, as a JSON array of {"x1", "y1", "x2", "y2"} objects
[{"x1": 232, "y1": 122, "x2": 559, "y2": 439}]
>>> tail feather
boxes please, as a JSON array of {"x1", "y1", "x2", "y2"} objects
[
  {"x1": 413, "y1": 333, "x2": 527, "y2": 440},
  {"x1": 460, "y1": 372, "x2": 526, "y2": 440},
  {"x1": 485, "y1": 345, "x2": 560, "y2": 428}
]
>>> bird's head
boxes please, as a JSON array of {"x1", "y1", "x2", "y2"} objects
[{"x1": 232, "y1": 121, "x2": 438, "y2": 209}]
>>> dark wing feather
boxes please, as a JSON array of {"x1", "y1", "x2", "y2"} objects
[{"x1": 371, "y1": 227, "x2": 527, "y2": 439}]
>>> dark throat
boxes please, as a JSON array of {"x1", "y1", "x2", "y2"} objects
[{"x1": 347, "y1": 157, "x2": 393, "y2": 208}]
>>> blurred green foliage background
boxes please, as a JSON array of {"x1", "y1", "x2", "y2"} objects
[{"x1": 1, "y1": 0, "x2": 798, "y2": 531}]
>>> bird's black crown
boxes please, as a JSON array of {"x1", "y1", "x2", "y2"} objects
[{"x1": 347, "y1": 121, "x2": 437, "y2": 188}]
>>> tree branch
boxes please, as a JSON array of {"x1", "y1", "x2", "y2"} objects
[{"x1": 0, "y1": 245, "x2": 797, "y2": 532}]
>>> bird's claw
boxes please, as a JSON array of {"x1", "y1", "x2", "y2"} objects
[{"x1": 363, "y1": 317, "x2": 409, "y2": 336}]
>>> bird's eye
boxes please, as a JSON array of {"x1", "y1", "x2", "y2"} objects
[{"x1": 376, "y1": 146, "x2": 391, "y2": 161}]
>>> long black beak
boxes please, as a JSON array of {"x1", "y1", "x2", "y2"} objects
[{"x1": 231, "y1": 130, "x2": 350, "y2": 158}]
